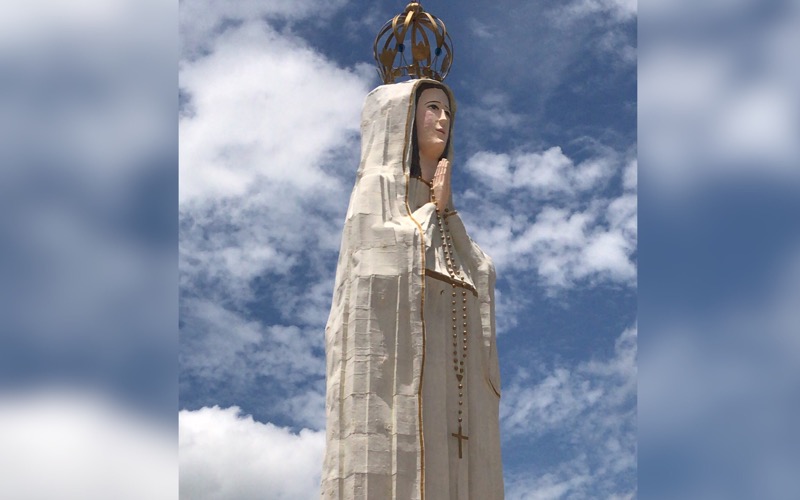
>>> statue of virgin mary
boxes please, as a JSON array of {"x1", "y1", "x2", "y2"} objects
[{"x1": 322, "y1": 78, "x2": 504, "y2": 499}]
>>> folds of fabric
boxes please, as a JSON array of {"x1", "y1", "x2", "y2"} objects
[{"x1": 322, "y1": 80, "x2": 502, "y2": 500}]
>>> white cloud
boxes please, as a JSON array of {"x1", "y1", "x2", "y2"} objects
[
  {"x1": 180, "y1": 21, "x2": 370, "y2": 204},
  {"x1": 179, "y1": 406, "x2": 324, "y2": 500},
  {"x1": 465, "y1": 146, "x2": 616, "y2": 198},
  {"x1": 502, "y1": 326, "x2": 637, "y2": 499},
  {"x1": 462, "y1": 147, "x2": 636, "y2": 290},
  {"x1": 178, "y1": 20, "x2": 373, "y2": 425},
  {"x1": 273, "y1": 388, "x2": 327, "y2": 431},
  {"x1": 546, "y1": 0, "x2": 636, "y2": 64},
  {"x1": 564, "y1": 0, "x2": 637, "y2": 21},
  {"x1": 180, "y1": 298, "x2": 325, "y2": 427},
  {"x1": 502, "y1": 326, "x2": 636, "y2": 437},
  {"x1": 494, "y1": 287, "x2": 522, "y2": 335},
  {"x1": 465, "y1": 146, "x2": 617, "y2": 198},
  {"x1": 461, "y1": 0, "x2": 635, "y2": 129},
  {"x1": 179, "y1": 21, "x2": 372, "y2": 303},
  {"x1": 468, "y1": 18, "x2": 496, "y2": 40},
  {"x1": 597, "y1": 28, "x2": 637, "y2": 65},
  {"x1": 514, "y1": 149, "x2": 576, "y2": 195},
  {"x1": 180, "y1": 298, "x2": 265, "y2": 380},
  {"x1": 0, "y1": 389, "x2": 176, "y2": 500},
  {"x1": 622, "y1": 158, "x2": 636, "y2": 190},
  {"x1": 507, "y1": 467, "x2": 592, "y2": 500},
  {"x1": 180, "y1": 0, "x2": 348, "y2": 58},
  {"x1": 462, "y1": 151, "x2": 512, "y2": 190},
  {"x1": 459, "y1": 91, "x2": 526, "y2": 132}
]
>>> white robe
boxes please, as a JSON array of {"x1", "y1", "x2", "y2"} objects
[{"x1": 322, "y1": 80, "x2": 503, "y2": 500}]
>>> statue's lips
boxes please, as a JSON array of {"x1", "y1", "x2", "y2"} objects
[{"x1": 435, "y1": 128, "x2": 446, "y2": 137}]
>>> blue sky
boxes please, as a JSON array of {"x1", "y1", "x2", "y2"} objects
[
  {"x1": 178, "y1": 1, "x2": 637, "y2": 497},
  {"x1": 3, "y1": 0, "x2": 800, "y2": 498}
]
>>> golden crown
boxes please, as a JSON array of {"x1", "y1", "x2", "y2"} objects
[{"x1": 373, "y1": 2, "x2": 454, "y2": 84}]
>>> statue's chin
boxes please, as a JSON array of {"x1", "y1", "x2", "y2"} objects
[{"x1": 420, "y1": 143, "x2": 446, "y2": 162}]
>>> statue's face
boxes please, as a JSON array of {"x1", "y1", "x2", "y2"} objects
[{"x1": 415, "y1": 87, "x2": 451, "y2": 160}]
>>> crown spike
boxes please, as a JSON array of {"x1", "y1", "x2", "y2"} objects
[{"x1": 373, "y1": 2, "x2": 454, "y2": 84}]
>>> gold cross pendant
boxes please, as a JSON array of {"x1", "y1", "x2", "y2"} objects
[{"x1": 451, "y1": 424, "x2": 469, "y2": 459}]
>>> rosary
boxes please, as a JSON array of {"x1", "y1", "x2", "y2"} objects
[{"x1": 431, "y1": 192, "x2": 470, "y2": 459}]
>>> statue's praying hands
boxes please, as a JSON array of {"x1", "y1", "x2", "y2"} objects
[{"x1": 432, "y1": 158, "x2": 451, "y2": 213}]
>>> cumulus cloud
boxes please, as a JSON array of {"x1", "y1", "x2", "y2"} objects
[
  {"x1": 178, "y1": 5, "x2": 637, "y2": 482},
  {"x1": 180, "y1": 297, "x2": 326, "y2": 428},
  {"x1": 179, "y1": 19, "x2": 373, "y2": 424},
  {"x1": 181, "y1": 299, "x2": 324, "y2": 384},
  {"x1": 502, "y1": 326, "x2": 636, "y2": 436},
  {"x1": 180, "y1": 21, "x2": 370, "y2": 204},
  {"x1": 179, "y1": 21, "x2": 370, "y2": 292},
  {"x1": 465, "y1": 146, "x2": 617, "y2": 197},
  {"x1": 0, "y1": 389, "x2": 176, "y2": 500},
  {"x1": 179, "y1": 406, "x2": 324, "y2": 500},
  {"x1": 462, "y1": 147, "x2": 636, "y2": 290},
  {"x1": 502, "y1": 326, "x2": 637, "y2": 499}
]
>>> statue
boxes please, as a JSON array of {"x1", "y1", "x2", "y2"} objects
[{"x1": 322, "y1": 4, "x2": 503, "y2": 499}]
